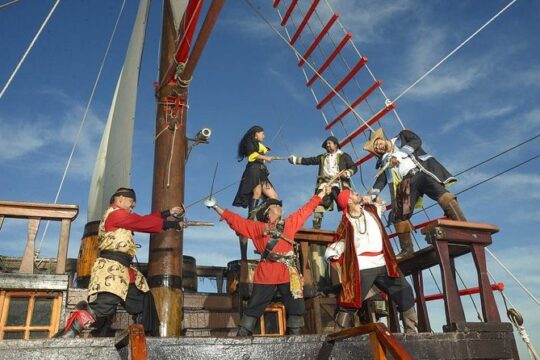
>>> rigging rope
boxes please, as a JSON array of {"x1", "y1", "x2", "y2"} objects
[
  {"x1": 244, "y1": 0, "x2": 377, "y2": 133},
  {"x1": 392, "y1": 0, "x2": 518, "y2": 103},
  {"x1": 36, "y1": 0, "x2": 127, "y2": 255},
  {"x1": 0, "y1": 0, "x2": 20, "y2": 9},
  {"x1": 0, "y1": 0, "x2": 61, "y2": 99}
]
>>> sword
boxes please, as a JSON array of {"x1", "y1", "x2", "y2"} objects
[
  {"x1": 184, "y1": 220, "x2": 214, "y2": 227},
  {"x1": 269, "y1": 156, "x2": 288, "y2": 160},
  {"x1": 204, "y1": 162, "x2": 219, "y2": 207},
  {"x1": 374, "y1": 160, "x2": 391, "y2": 179}
]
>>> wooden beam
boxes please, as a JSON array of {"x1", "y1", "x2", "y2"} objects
[
  {"x1": 56, "y1": 219, "x2": 71, "y2": 274},
  {"x1": 19, "y1": 217, "x2": 40, "y2": 273},
  {"x1": 0, "y1": 201, "x2": 78, "y2": 221}
]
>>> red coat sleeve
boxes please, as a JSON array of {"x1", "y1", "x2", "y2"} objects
[
  {"x1": 285, "y1": 196, "x2": 322, "y2": 233},
  {"x1": 105, "y1": 209, "x2": 164, "y2": 233},
  {"x1": 220, "y1": 209, "x2": 265, "y2": 240}
]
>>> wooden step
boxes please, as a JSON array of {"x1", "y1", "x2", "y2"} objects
[
  {"x1": 183, "y1": 309, "x2": 240, "y2": 329},
  {"x1": 183, "y1": 292, "x2": 236, "y2": 310}
]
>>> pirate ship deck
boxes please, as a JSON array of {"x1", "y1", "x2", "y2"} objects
[
  {"x1": 0, "y1": 0, "x2": 531, "y2": 359},
  {"x1": 0, "y1": 200, "x2": 519, "y2": 359}
]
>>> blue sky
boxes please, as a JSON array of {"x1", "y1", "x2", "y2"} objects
[{"x1": 1, "y1": 0, "x2": 539, "y2": 354}]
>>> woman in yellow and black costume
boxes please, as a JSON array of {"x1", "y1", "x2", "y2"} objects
[{"x1": 233, "y1": 125, "x2": 280, "y2": 217}]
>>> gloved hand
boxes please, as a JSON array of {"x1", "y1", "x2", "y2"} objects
[
  {"x1": 288, "y1": 155, "x2": 298, "y2": 164},
  {"x1": 204, "y1": 196, "x2": 217, "y2": 209},
  {"x1": 163, "y1": 220, "x2": 183, "y2": 231},
  {"x1": 160, "y1": 210, "x2": 171, "y2": 218}
]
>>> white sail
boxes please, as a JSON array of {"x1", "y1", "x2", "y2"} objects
[
  {"x1": 169, "y1": 0, "x2": 190, "y2": 32},
  {"x1": 87, "y1": 0, "x2": 151, "y2": 222}
]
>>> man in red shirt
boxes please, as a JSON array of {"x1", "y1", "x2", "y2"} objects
[
  {"x1": 207, "y1": 186, "x2": 330, "y2": 335},
  {"x1": 58, "y1": 187, "x2": 184, "y2": 337}
]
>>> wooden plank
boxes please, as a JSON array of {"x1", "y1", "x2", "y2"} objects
[
  {"x1": 56, "y1": 219, "x2": 71, "y2": 274},
  {"x1": 295, "y1": 228, "x2": 334, "y2": 244},
  {"x1": 129, "y1": 324, "x2": 148, "y2": 360},
  {"x1": 471, "y1": 244, "x2": 501, "y2": 323},
  {"x1": 434, "y1": 240, "x2": 465, "y2": 326},
  {"x1": 421, "y1": 219, "x2": 499, "y2": 234},
  {"x1": 0, "y1": 201, "x2": 78, "y2": 221},
  {"x1": 19, "y1": 217, "x2": 40, "y2": 273}
]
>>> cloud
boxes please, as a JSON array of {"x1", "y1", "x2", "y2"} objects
[
  {"x1": 0, "y1": 120, "x2": 49, "y2": 160},
  {"x1": 442, "y1": 104, "x2": 516, "y2": 133}
]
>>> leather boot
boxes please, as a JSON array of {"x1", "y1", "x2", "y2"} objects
[
  {"x1": 400, "y1": 307, "x2": 418, "y2": 334},
  {"x1": 286, "y1": 315, "x2": 305, "y2": 335},
  {"x1": 248, "y1": 198, "x2": 263, "y2": 220},
  {"x1": 394, "y1": 220, "x2": 414, "y2": 260},
  {"x1": 237, "y1": 315, "x2": 258, "y2": 337},
  {"x1": 312, "y1": 212, "x2": 323, "y2": 229},
  {"x1": 334, "y1": 311, "x2": 354, "y2": 332},
  {"x1": 438, "y1": 192, "x2": 467, "y2": 221},
  {"x1": 55, "y1": 301, "x2": 96, "y2": 338}
]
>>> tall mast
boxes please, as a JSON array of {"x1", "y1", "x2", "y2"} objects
[{"x1": 148, "y1": 0, "x2": 224, "y2": 337}]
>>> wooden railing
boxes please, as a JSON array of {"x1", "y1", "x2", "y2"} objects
[
  {"x1": 0, "y1": 201, "x2": 79, "y2": 274},
  {"x1": 327, "y1": 323, "x2": 412, "y2": 360}
]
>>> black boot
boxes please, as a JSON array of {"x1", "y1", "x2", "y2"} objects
[
  {"x1": 248, "y1": 199, "x2": 263, "y2": 220},
  {"x1": 55, "y1": 301, "x2": 96, "y2": 338},
  {"x1": 286, "y1": 315, "x2": 304, "y2": 335},
  {"x1": 237, "y1": 315, "x2": 258, "y2": 337}
]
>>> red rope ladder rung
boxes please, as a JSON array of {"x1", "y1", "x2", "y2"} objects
[
  {"x1": 273, "y1": 0, "x2": 281, "y2": 8},
  {"x1": 290, "y1": 0, "x2": 320, "y2": 45},
  {"x1": 325, "y1": 79, "x2": 382, "y2": 130},
  {"x1": 316, "y1": 57, "x2": 368, "y2": 110},
  {"x1": 280, "y1": 0, "x2": 298, "y2": 26},
  {"x1": 307, "y1": 32, "x2": 351, "y2": 87},
  {"x1": 422, "y1": 283, "x2": 505, "y2": 302},
  {"x1": 354, "y1": 153, "x2": 375, "y2": 167},
  {"x1": 298, "y1": 13, "x2": 339, "y2": 67},
  {"x1": 339, "y1": 102, "x2": 395, "y2": 148}
]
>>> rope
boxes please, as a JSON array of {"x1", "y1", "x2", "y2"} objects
[
  {"x1": 0, "y1": 0, "x2": 61, "y2": 99},
  {"x1": 496, "y1": 286, "x2": 540, "y2": 359},
  {"x1": 166, "y1": 124, "x2": 178, "y2": 188},
  {"x1": 36, "y1": 0, "x2": 127, "y2": 255},
  {"x1": 0, "y1": 0, "x2": 19, "y2": 9},
  {"x1": 321, "y1": 0, "x2": 406, "y2": 130},
  {"x1": 392, "y1": 0, "x2": 518, "y2": 103},
  {"x1": 486, "y1": 248, "x2": 540, "y2": 306}
]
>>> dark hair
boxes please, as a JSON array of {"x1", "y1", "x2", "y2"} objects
[{"x1": 237, "y1": 125, "x2": 264, "y2": 161}]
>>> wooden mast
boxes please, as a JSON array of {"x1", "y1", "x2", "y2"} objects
[{"x1": 148, "y1": 0, "x2": 224, "y2": 337}]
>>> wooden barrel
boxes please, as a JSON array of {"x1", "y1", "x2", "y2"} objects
[
  {"x1": 76, "y1": 221, "x2": 100, "y2": 288},
  {"x1": 182, "y1": 255, "x2": 197, "y2": 293},
  {"x1": 227, "y1": 259, "x2": 258, "y2": 298}
]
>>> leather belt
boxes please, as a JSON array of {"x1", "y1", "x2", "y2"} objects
[{"x1": 100, "y1": 250, "x2": 133, "y2": 267}]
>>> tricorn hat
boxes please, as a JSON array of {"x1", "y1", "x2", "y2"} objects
[
  {"x1": 256, "y1": 199, "x2": 283, "y2": 221},
  {"x1": 322, "y1": 136, "x2": 340, "y2": 149},
  {"x1": 363, "y1": 127, "x2": 386, "y2": 155}
]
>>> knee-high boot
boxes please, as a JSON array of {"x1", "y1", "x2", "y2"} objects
[
  {"x1": 438, "y1": 192, "x2": 467, "y2": 221},
  {"x1": 237, "y1": 315, "x2": 258, "y2": 336},
  {"x1": 394, "y1": 220, "x2": 414, "y2": 260},
  {"x1": 334, "y1": 311, "x2": 354, "y2": 332},
  {"x1": 287, "y1": 315, "x2": 305, "y2": 335},
  {"x1": 248, "y1": 198, "x2": 263, "y2": 220},
  {"x1": 55, "y1": 301, "x2": 96, "y2": 338},
  {"x1": 400, "y1": 307, "x2": 418, "y2": 334}
]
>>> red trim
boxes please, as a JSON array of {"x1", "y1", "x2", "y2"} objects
[
  {"x1": 359, "y1": 251, "x2": 383, "y2": 256},
  {"x1": 354, "y1": 153, "x2": 375, "y2": 167},
  {"x1": 325, "y1": 80, "x2": 381, "y2": 129},
  {"x1": 316, "y1": 57, "x2": 367, "y2": 110},
  {"x1": 339, "y1": 102, "x2": 396, "y2": 148},
  {"x1": 422, "y1": 283, "x2": 505, "y2": 302},
  {"x1": 273, "y1": 0, "x2": 281, "y2": 8},
  {"x1": 280, "y1": 0, "x2": 298, "y2": 26},
  {"x1": 290, "y1": 0, "x2": 320, "y2": 45},
  {"x1": 298, "y1": 13, "x2": 339, "y2": 67}
]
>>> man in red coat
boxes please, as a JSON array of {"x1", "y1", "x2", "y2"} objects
[
  {"x1": 326, "y1": 189, "x2": 417, "y2": 333},
  {"x1": 207, "y1": 186, "x2": 330, "y2": 335},
  {"x1": 58, "y1": 187, "x2": 185, "y2": 337}
]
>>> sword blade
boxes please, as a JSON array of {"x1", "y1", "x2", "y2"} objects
[{"x1": 209, "y1": 162, "x2": 218, "y2": 197}]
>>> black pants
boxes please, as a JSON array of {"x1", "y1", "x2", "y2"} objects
[
  {"x1": 395, "y1": 172, "x2": 448, "y2": 222},
  {"x1": 320, "y1": 186, "x2": 342, "y2": 211},
  {"x1": 244, "y1": 283, "x2": 305, "y2": 319},
  {"x1": 340, "y1": 266, "x2": 415, "y2": 313},
  {"x1": 89, "y1": 284, "x2": 159, "y2": 336}
]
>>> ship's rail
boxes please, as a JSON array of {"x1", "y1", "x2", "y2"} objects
[{"x1": 0, "y1": 201, "x2": 79, "y2": 274}]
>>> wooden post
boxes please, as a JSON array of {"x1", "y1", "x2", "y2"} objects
[
  {"x1": 412, "y1": 271, "x2": 431, "y2": 332},
  {"x1": 128, "y1": 324, "x2": 148, "y2": 360},
  {"x1": 56, "y1": 218, "x2": 71, "y2": 274},
  {"x1": 19, "y1": 217, "x2": 40, "y2": 273},
  {"x1": 470, "y1": 244, "x2": 501, "y2": 322}
]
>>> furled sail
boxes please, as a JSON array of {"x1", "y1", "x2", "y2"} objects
[
  {"x1": 87, "y1": 0, "x2": 151, "y2": 222},
  {"x1": 169, "y1": 0, "x2": 190, "y2": 32}
]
